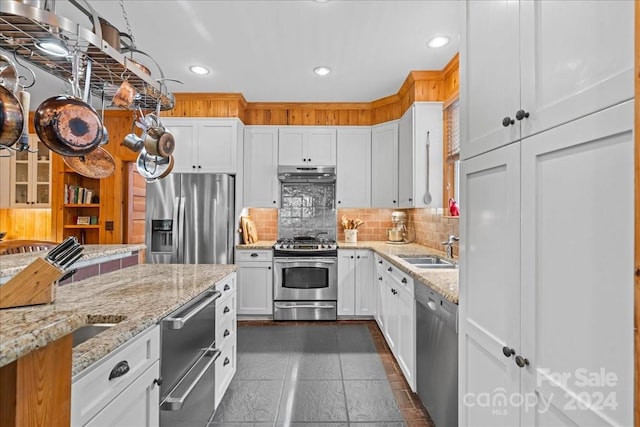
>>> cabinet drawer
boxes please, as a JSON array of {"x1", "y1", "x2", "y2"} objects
[
  {"x1": 216, "y1": 291, "x2": 236, "y2": 327},
  {"x1": 387, "y1": 264, "x2": 414, "y2": 297},
  {"x1": 216, "y1": 309, "x2": 236, "y2": 349},
  {"x1": 72, "y1": 325, "x2": 160, "y2": 426},
  {"x1": 236, "y1": 250, "x2": 273, "y2": 262},
  {"x1": 214, "y1": 337, "x2": 236, "y2": 409},
  {"x1": 216, "y1": 273, "x2": 236, "y2": 299}
]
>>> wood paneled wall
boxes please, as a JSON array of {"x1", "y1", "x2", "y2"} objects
[
  {"x1": 160, "y1": 58, "x2": 459, "y2": 125},
  {"x1": 0, "y1": 208, "x2": 51, "y2": 241}
]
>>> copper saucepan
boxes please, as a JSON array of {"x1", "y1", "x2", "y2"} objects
[
  {"x1": 34, "y1": 95, "x2": 104, "y2": 156},
  {"x1": 0, "y1": 85, "x2": 24, "y2": 147}
]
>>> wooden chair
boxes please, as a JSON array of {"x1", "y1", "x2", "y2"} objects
[{"x1": 0, "y1": 240, "x2": 59, "y2": 256}]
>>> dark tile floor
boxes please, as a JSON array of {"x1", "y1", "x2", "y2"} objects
[{"x1": 208, "y1": 321, "x2": 434, "y2": 427}]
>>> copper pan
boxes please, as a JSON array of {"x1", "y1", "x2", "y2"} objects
[
  {"x1": 0, "y1": 85, "x2": 24, "y2": 147},
  {"x1": 63, "y1": 146, "x2": 115, "y2": 179}
]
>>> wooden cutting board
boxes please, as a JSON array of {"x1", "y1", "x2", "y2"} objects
[
  {"x1": 240, "y1": 216, "x2": 250, "y2": 244},
  {"x1": 246, "y1": 219, "x2": 258, "y2": 243}
]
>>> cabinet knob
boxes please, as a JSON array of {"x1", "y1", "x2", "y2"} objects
[
  {"x1": 515, "y1": 355, "x2": 529, "y2": 368},
  {"x1": 502, "y1": 117, "x2": 515, "y2": 127},
  {"x1": 198, "y1": 165, "x2": 202, "y2": 169},
  {"x1": 338, "y1": 201, "x2": 341, "y2": 204},
  {"x1": 224, "y1": 329, "x2": 230, "y2": 337},
  {"x1": 392, "y1": 200, "x2": 396, "y2": 204},
  {"x1": 515, "y1": 110, "x2": 530, "y2": 121},
  {"x1": 350, "y1": 255, "x2": 354, "y2": 259},
  {"x1": 401, "y1": 278, "x2": 407, "y2": 284},
  {"x1": 303, "y1": 158, "x2": 307, "y2": 162},
  {"x1": 387, "y1": 267, "x2": 392, "y2": 272},
  {"x1": 308, "y1": 158, "x2": 311, "y2": 162},
  {"x1": 408, "y1": 198, "x2": 412, "y2": 202},
  {"x1": 224, "y1": 284, "x2": 230, "y2": 291},
  {"x1": 223, "y1": 357, "x2": 230, "y2": 366},
  {"x1": 223, "y1": 306, "x2": 230, "y2": 314},
  {"x1": 378, "y1": 276, "x2": 382, "y2": 281},
  {"x1": 502, "y1": 346, "x2": 515, "y2": 358},
  {"x1": 268, "y1": 266, "x2": 271, "y2": 270},
  {"x1": 357, "y1": 255, "x2": 360, "y2": 259},
  {"x1": 273, "y1": 201, "x2": 277, "y2": 204},
  {"x1": 153, "y1": 377, "x2": 163, "y2": 386},
  {"x1": 250, "y1": 253, "x2": 259, "y2": 257},
  {"x1": 378, "y1": 260, "x2": 383, "y2": 264},
  {"x1": 192, "y1": 165, "x2": 196, "y2": 169}
]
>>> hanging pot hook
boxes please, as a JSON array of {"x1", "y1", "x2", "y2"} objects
[{"x1": 12, "y1": 48, "x2": 36, "y2": 89}]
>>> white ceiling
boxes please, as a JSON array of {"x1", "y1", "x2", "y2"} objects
[{"x1": 28, "y1": 0, "x2": 461, "y2": 107}]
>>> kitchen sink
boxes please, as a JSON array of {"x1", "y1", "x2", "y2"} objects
[
  {"x1": 72, "y1": 323, "x2": 117, "y2": 347},
  {"x1": 398, "y1": 255, "x2": 457, "y2": 269}
]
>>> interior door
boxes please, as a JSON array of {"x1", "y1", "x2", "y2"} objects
[
  {"x1": 124, "y1": 163, "x2": 146, "y2": 244},
  {"x1": 459, "y1": 142, "x2": 520, "y2": 426}
]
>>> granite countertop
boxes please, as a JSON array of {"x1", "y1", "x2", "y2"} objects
[
  {"x1": 338, "y1": 241, "x2": 459, "y2": 304},
  {"x1": 236, "y1": 241, "x2": 277, "y2": 250},
  {"x1": 0, "y1": 244, "x2": 146, "y2": 278},
  {"x1": 0, "y1": 263, "x2": 236, "y2": 375}
]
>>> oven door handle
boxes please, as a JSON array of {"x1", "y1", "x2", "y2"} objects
[
  {"x1": 160, "y1": 346, "x2": 221, "y2": 411},
  {"x1": 274, "y1": 303, "x2": 336, "y2": 309},
  {"x1": 274, "y1": 259, "x2": 336, "y2": 265},
  {"x1": 162, "y1": 290, "x2": 222, "y2": 330}
]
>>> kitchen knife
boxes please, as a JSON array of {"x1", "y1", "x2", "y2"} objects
[
  {"x1": 61, "y1": 251, "x2": 85, "y2": 269},
  {"x1": 50, "y1": 244, "x2": 80, "y2": 266},
  {"x1": 57, "y1": 246, "x2": 84, "y2": 269},
  {"x1": 58, "y1": 269, "x2": 77, "y2": 283},
  {"x1": 46, "y1": 237, "x2": 78, "y2": 261}
]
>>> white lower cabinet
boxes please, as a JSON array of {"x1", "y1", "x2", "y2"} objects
[
  {"x1": 71, "y1": 325, "x2": 161, "y2": 427},
  {"x1": 374, "y1": 255, "x2": 416, "y2": 391},
  {"x1": 236, "y1": 249, "x2": 273, "y2": 316},
  {"x1": 459, "y1": 101, "x2": 634, "y2": 426},
  {"x1": 337, "y1": 249, "x2": 374, "y2": 316}
]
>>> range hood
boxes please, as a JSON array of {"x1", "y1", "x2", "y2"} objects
[{"x1": 278, "y1": 166, "x2": 336, "y2": 183}]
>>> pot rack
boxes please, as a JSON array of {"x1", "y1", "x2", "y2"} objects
[{"x1": 0, "y1": 0, "x2": 174, "y2": 111}]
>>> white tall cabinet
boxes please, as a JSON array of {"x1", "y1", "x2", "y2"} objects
[
  {"x1": 243, "y1": 127, "x2": 279, "y2": 208},
  {"x1": 371, "y1": 121, "x2": 399, "y2": 208},
  {"x1": 461, "y1": 0, "x2": 634, "y2": 160},
  {"x1": 459, "y1": 2, "x2": 634, "y2": 425},
  {"x1": 336, "y1": 128, "x2": 371, "y2": 208}
]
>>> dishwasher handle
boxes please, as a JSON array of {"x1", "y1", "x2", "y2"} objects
[{"x1": 162, "y1": 290, "x2": 222, "y2": 329}]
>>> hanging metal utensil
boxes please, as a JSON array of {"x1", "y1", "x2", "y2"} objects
[{"x1": 423, "y1": 131, "x2": 432, "y2": 205}]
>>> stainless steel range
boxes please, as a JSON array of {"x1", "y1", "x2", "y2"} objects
[{"x1": 273, "y1": 235, "x2": 338, "y2": 321}]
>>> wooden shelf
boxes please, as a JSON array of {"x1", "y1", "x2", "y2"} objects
[
  {"x1": 64, "y1": 204, "x2": 100, "y2": 208},
  {"x1": 63, "y1": 225, "x2": 100, "y2": 229}
]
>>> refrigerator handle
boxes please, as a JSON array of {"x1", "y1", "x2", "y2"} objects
[
  {"x1": 172, "y1": 197, "x2": 180, "y2": 263},
  {"x1": 178, "y1": 197, "x2": 186, "y2": 263}
]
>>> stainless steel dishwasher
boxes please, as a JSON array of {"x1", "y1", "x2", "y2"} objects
[{"x1": 415, "y1": 284, "x2": 458, "y2": 427}]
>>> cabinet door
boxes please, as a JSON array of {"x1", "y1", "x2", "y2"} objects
[
  {"x1": 85, "y1": 362, "x2": 160, "y2": 427},
  {"x1": 375, "y1": 271, "x2": 385, "y2": 330},
  {"x1": 336, "y1": 128, "x2": 371, "y2": 208},
  {"x1": 381, "y1": 277, "x2": 398, "y2": 353},
  {"x1": 461, "y1": 0, "x2": 520, "y2": 159},
  {"x1": 396, "y1": 286, "x2": 415, "y2": 391},
  {"x1": 354, "y1": 250, "x2": 374, "y2": 316},
  {"x1": 237, "y1": 261, "x2": 273, "y2": 315},
  {"x1": 337, "y1": 250, "x2": 356, "y2": 316},
  {"x1": 244, "y1": 127, "x2": 279, "y2": 208},
  {"x1": 520, "y1": 1, "x2": 633, "y2": 141},
  {"x1": 306, "y1": 128, "x2": 336, "y2": 166},
  {"x1": 278, "y1": 128, "x2": 305, "y2": 165},
  {"x1": 459, "y1": 143, "x2": 520, "y2": 427},
  {"x1": 371, "y1": 122, "x2": 398, "y2": 208},
  {"x1": 9, "y1": 137, "x2": 51, "y2": 207},
  {"x1": 165, "y1": 120, "x2": 198, "y2": 173},
  {"x1": 198, "y1": 122, "x2": 237, "y2": 173},
  {"x1": 398, "y1": 107, "x2": 414, "y2": 208},
  {"x1": 520, "y1": 102, "x2": 633, "y2": 427}
]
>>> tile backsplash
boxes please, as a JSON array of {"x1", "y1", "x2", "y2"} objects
[
  {"x1": 278, "y1": 183, "x2": 336, "y2": 239},
  {"x1": 247, "y1": 206, "x2": 459, "y2": 257}
]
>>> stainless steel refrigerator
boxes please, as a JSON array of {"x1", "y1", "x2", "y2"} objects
[{"x1": 145, "y1": 174, "x2": 235, "y2": 264}]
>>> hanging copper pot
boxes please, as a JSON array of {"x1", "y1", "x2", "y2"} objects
[
  {"x1": 0, "y1": 85, "x2": 24, "y2": 147},
  {"x1": 33, "y1": 95, "x2": 103, "y2": 156},
  {"x1": 63, "y1": 146, "x2": 115, "y2": 179}
]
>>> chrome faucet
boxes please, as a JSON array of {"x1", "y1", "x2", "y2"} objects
[{"x1": 442, "y1": 235, "x2": 459, "y2": 259}]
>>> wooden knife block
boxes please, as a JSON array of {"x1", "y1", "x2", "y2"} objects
[{"x1": 0, "y1": 258, "x2": 64, "y2": 309}]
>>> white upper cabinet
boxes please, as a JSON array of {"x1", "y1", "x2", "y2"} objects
[
  {"x1": 8, "y1": 136, "x2": 51, "y2": 207},
  {"x1": 243, "y1": 127, "x2": 279, "y2": 208},
  {"x1": 371, "y1": 121, "x2": 398, "y2": 208},
  {"x1": 336, "y1": 127, "x2": 371, "y2": 208},
  {"x1": 163, "y1": 118, "x2": 240, "y2": 173},
  {"x1": 278, "y1": 127, "x2": 337, "y2": 166},
  {"x1": 461, "y1": 0, "x2": 633, "y2": 159},
  {"x1": 398, "y1": 103, "x2": 443, "y2": 208}
]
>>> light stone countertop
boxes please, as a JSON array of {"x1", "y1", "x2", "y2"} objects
[
  {"x1": 235, "y1": 240, "x2": 277, "y2": 250},
  {"x1": 337, "y1": 241, "x2": 459, "y2": 304},
  {"x1": 0, "y1": 244, "x2": 146, "y2": 278},
  {"x1": 0, "y1": 263, "x2": 236, "y2": 375}
]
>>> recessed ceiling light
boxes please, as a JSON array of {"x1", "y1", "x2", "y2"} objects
[
  {"x1": 189, "y1": 65, "x2": 210, "y2": 75},
  {"x1": 35, "y1": 38, "x2": 69, "y2": 57},
  {"x1": 427, "y1": 36, "x2": 450, "y2": 49},
  {"x1": 313, "y1": 66, "x2": 331, "y2": 76},
  {"x1": 314, "y1": 0, "x2": 329, "y2": 3}
]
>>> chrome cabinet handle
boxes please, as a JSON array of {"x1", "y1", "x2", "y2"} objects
[
  {"x1": 274, "y1": 303, "x2": 335, "y2": 309},
  {"x1": 162, "y1": 290, "x2": 221, "y2": 329}
]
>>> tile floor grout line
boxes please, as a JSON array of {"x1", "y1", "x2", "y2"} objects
[{"x1": 335, "y1": 326, "x2": 352, "y2": 425}]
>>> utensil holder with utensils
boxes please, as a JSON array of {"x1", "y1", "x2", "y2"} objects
[{"x1": 0, "y1": 237, "x2": 84, "y2": 309}]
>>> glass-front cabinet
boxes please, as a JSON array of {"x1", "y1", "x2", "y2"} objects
[{"x1": 10, "y1": 136, "x2": 51, "y2": 207}]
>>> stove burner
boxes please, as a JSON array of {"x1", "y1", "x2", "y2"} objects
[{"x1": 274, "y1": 236, "x2": 338, "y2": 256}]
